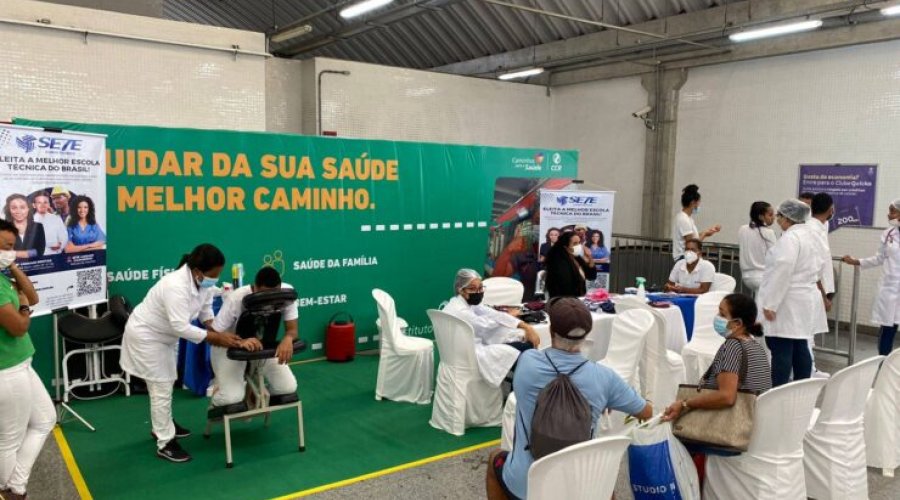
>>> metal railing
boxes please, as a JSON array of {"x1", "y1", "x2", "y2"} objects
[{"x1": 609, "y1": 233, "x2": 861, "y2": 365}]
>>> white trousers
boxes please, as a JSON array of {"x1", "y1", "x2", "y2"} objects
[
  {"x1": 0, "y1": 359, "x2": 56, "y2": 495},
  {"x1": 146, "y1": 380, "x2": 175, "y2": 450},
  {"x1": 209, "y1": 346, "x2": 296, "y2": 407}
]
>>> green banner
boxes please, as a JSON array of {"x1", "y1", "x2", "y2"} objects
[{"x1": 17, "y1": 119, "x2": 577, "y2": 384}]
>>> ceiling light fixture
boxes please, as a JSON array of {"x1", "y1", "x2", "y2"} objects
[
  {"x1": 881, "y1": 5, "x2": 900, "y2": 16},
  {"x1": 498, "y1": 67, "x2": 544, "y2": 80},
  {"x1": 729, "y1": 19, "x2": 823, "y2": 42},
  {"x1": 340, "y1": 0, "x2": 394, "y2": 19},
  {"x1": 269, "y1": 24, "x2": 313, "y2": 44}
]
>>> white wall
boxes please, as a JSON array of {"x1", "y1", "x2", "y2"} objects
[
  {"x1": 314, "y1": 58, "x2": 551, "y2": 147},
  {"x1": 551, "y1": 77, "x2": 647, "y2": 235},
  {"x1": 1, "y1": 0, "x2": 267, "y2": 130},
  {"x1": 674, "y1": 39, "x2": 900, "y2": 326}
]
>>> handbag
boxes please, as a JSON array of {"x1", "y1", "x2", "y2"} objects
[{"x1": 672, "y1": 340, "x2": 759, "y2": 452}]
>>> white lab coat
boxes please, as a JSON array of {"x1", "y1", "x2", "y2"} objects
[
  {"x1": 738, "y1": 223, "x2": 776, "y2": 283},
  {"x1": 34, "y1": 212, "x2": 68, "y2": 255},
  {"x1": 443, "y1": 296, "x2": 520, "y2": 387},
  {"x1": 757, "y1": 223, "x2": 826, "y2": 339},
  {"x1": 808, "y1": 217, "x2": 836, "y2": 294},
  {"x1": 120, "y1": 265, "x2": 215, "y2": 383},
  {"x1": 860, "y1": 227, "x2": 900, "y2": 326}
]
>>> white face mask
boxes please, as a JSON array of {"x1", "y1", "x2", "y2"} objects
[
  {"x1": 889, "y1": 219, "x2": 900, "y2": 228},
  {"x1": 571, "y1": 245, "x2": 584, "y2": 257},
  {"x1": 0, "y1": 250, "x2": 15, "y2": 270},
  {"x1": 684, "y1": 250, "x2": 699, "y2": 264}
]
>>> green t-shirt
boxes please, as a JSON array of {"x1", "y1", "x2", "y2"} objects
[{"x1": 0, "y1": 273, "x2": 35, "y2": 370}]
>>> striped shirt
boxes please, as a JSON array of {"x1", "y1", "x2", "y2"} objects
[{"x1": 700, "y1": 338, "x2": 771, "y2": 393}]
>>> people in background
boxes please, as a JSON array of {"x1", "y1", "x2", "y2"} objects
[
  {"x1": 573, "y1": 224, "x2": 594, "y2": 268},
  {"x1": 65, "y1": 195, "x2": 106, "y2": 253},
  {"x1": 119, "y1": 244, "x2": 249, "y2": 463},
  {"x1": 842, "y1": 199, "x2": 900, "y2": 355},
  {"x1": 665, "y1": 238, "x2": 715, "y2": 294},
  {"x1": 672, "y1": 184, "x2": 721, "y2": 261},
  {"x1": 50, "y1": 187, "x2": 72, "y2": 224},
  {"x1": 0, "y1": 220, "x2": 54, "y2": 500},
  {"x1": 799, "y1": 192, "x2": 815, "y2": 207},
  {"x1": 30, "y1": 191, "x2": 67, "y2": 255},
  {"x1": 543, "y1": 231, "x2": 597, "y2": 298},
  {"x1": 757, "y1": 199, "x2": 824, "y2": 387},
  {"x1": 663, "y1": 293, "x2": 771, "y2": 423},
  {"x1": 538, "y1": 227, "x2": 559, "y2": 267},
  {"x1": 209, "y1": 267, "x2": 299, "y2": 417},
  {"x1": 738, "y1": 201, "x2": 776, "y2": 293},
  {"x1": 3, "y1": 194, "x2": 45, "y2": 260},
  {"x1": 444, "y1": 269, "x2": 539, "y2": 389},
  {"x1": 587, "y1": 229, "x2": 610, "y2": 265},
  {"x1": 808, "y1": 193, "x2": 836, "y2": 376},
  {"x1": 486, "y1": 298, "x2": 652, "y2": 500}
]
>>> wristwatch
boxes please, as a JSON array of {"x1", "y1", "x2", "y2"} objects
[{"x1": 19, "y1": 305, "x2": 32, "y2": 316}]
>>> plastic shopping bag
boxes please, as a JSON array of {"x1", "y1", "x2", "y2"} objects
[{"x1": 628, "y1": 415, "x2": 700, "y2": 500}]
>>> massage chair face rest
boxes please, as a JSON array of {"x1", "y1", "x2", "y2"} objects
[{"x1": 235, "y1": 288, "x2": 298, "y2": 349}]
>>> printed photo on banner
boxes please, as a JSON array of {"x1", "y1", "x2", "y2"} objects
[
  {"x1": 0, "y1": 124, "x2": 108, "y2": 313},
  {"x1": 798, "y1": 164, "x2": 877, "y2": 233},
  {"x1": 538, "y1": 188, "x2": 615, "y2": 291}
]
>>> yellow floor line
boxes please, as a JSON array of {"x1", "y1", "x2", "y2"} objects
[
  {"x1": 269, "y1": 438, "x2": 500, "y2": 500},
  {"x1": 53, "y1": 426, "x2": 93, "y2": 500}
]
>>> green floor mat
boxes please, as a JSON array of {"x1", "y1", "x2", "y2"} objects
[{"x1": 58, "y1": 355, "x2": 499, "y2": 500}]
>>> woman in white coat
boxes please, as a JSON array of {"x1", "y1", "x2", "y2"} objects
[
  {"x1": 757, "y1": 199, "x2": 826, "y2": 387},
  {"x1": 842, "y1": 199, "x2": 900, "y2": 355},
  {"x1": 443, "y1": 269, "x2": 540, "y2": 388},
  {"x1": 738, "y1": 201, "x2": 776, "y2": 293},
  {"x1": 120, "y1": 244, "x2": 246, "y2": 463}
]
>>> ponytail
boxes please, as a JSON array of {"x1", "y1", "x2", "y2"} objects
[
  {"x1": 746, "y1": 322, "x2": 764, "y2": 337},
  {"x1": 178, "y1": 244, "x2": 225, "y2": 273}
]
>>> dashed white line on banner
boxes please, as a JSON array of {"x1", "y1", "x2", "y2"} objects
[{"x1": 362, "y1": 222, "x2": 489, "y2": 232}]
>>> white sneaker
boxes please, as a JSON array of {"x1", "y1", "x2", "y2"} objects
[{"x1": 812, "y1": 370, "x2": 831, "y2": 379}]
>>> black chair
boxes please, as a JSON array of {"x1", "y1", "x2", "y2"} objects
[
  {"x1": 55, "y1": 296, "x2": 132, "y2": 431},
  {"x1": 204, "y1": 288, "x2": 307, "y2": 468}
]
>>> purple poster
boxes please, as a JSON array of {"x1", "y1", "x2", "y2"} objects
[{"x1": 798, "y1": 164, "x2": 877, "y2": 233}]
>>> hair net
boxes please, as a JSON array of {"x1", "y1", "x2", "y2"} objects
[
  {"x1": 778, "y1": 198, "x2": 810, "y2": 223},
  {"x1": 454, "y1": 268, "x2": 481, "y2": 294},
  {"x1": 893, "y1": 199, "x2": 900, "y2": 211}
]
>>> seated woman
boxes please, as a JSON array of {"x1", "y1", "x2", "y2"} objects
[
  {"x1": 665, "y1": 238, "x2": 715, "y2": 294},
  {"x1": 663, "y1": 293, "x2": 771, "y2": 421},
  {"x1": 444, "y1": 269, "x2": 540, "y2": 388},
  {"x1": 587, "y1": 229, "x2": 610, "y2": 266},
  {"x1": 4, "y1": 194, "x2": 45, "y2": 259},
  {"x1": 543, "y1": 231, "x2": 597, "y2": 299},
  {"x1": 65, "y1": 195, "x2": 106, "y2": 253}
]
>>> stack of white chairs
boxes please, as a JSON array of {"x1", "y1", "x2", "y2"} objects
[
  {"x1": 680, "y1": 291, "x2": 729, "y2": 383},
  {"x1": 710, "y1": 273, "x2": 737, "y2": 293},
  {"x1": 427, "y1": 309, "x2": 502, "y2": 435},
  {"x1": 527, "y1": 436, "x2": 631, "y2": 500},
  {"x1": 482, "y1": 276, "x2": 524, "y2": 306},
  {"x1": 372, "y1": 289, "x2": 434, "y2": 404},
  {"x1": 865, "y1": 348, "x2": 900, "y2": 477},
  {"x1": 705, "y1": 378, "x2": 827, "y2": 499},
  {"x1": 804, "y1": 356, "x2": 883, "y2": 500},
  {"x1": 614, "y1": 298, "x2": 686, "y2": 409}
]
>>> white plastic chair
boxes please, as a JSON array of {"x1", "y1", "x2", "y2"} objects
[
  {"x1": 427, "y1": 309, "x2": 502, "y2": 435},
  {"x1": 482, "y1": 277, "x2": 524, "y2": 306},
  {"x1": 372, "y1": 289, "x2": 434, "y2": 405},
  {"x1": 804, "y1": 356, "x2": 883, "y2": 500},
  {"x1": 710, "y1": 273, "x2": 736, "y2": 293},
  {"x1": 705, "y1": 378, "x2": 828, "y2": 500},
  {"x1": 599, "y1": 309, "x2": 654, "y2": 388},
  {"x1": 865, "y1": 348, "x2": 900, "y2": 477},
  {"x1": 527, "y1": 436, "x2": 631, "y2": 500},
  {"x1": 680, "y1": 291, "x2": 729, "y2": 382},
  {"x1": 500, "y1": 392, "x2": 517, "y2": 451}
]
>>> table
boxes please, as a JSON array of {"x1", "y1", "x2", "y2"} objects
[{"x1": 647, "y1": 293, "x2": 698, "y2": 341}]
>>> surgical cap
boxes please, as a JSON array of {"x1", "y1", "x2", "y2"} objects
[
  {"x1": 892, "y1": 199, "x2": 900, "y2": 211},
  {"x1": 778, "y1": 198, "x2": 811, "y2": 223},
  {"x1": 454, "y1": 268, "x2": 481, "y2": 294}
]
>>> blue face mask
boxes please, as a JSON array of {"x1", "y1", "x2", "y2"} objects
[
  {"x1": 713, "y1": 315, "x2": 731, "y2": 337},
  {"x1": 693, "y1": 206, "x2": 700, "y2": 215},
  {"x1": 197, "y1": 274, "x2": 218, "y2": 289}
]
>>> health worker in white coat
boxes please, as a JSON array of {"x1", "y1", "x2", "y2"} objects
[
  {"x1": 443, "y1": 269, "x2": 540, "y2": 388},
  {"x1": 120, "y1": 244, "x2": 246, "y2": 463},
  {"x1": 757, "y1": 199, "x2": 826, "y2": 387},
  {"x1": 843, "y1": 199, "x2": 900, "y2": 355},
  {"x1": 738, "y1": 201, "x2": 776, "y2": 293}
]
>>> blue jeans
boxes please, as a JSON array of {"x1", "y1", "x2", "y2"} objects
[
  {"x1": 879, "y1": 325, "x2": 898, "y2": 356},
  {"x1": 766, "y1": 337, "x2": 812, "y2": 387}
]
